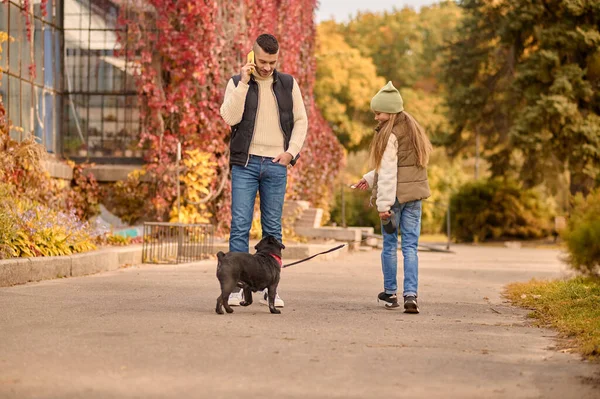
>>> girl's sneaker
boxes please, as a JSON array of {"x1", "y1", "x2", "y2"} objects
[
  {"x1": 377, "y1": 292, "x2": 400, "y2": 309},
  {"x1": 403, "y1": 295, "x2": 419, "y2": 313}
]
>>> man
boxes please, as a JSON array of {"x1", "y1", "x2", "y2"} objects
[{"x1": 220, "y1": 34, "x2": 308, "y2": 307}]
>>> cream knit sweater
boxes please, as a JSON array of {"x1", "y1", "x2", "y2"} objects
[{"x1": 220, "y1": 73, "x2": 308, "y2": 158}]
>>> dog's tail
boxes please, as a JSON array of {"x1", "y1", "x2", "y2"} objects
[{"x1": 216, "y1": 251, "x2": 226, "y2": 272}]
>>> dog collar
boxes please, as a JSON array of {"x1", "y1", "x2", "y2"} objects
[{"x1": 270, "y1": 254, "x2": 282, "y2": 267}]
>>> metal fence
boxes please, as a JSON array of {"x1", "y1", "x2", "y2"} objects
[{"x1": 142, "y1": 222, "x2": 214, "y2": 264}]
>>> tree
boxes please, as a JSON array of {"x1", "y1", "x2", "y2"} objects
[
  {"x1": 324, "y1": 2, "x2": 461, "y2": 147},
  {"x1": 442, "y1": 0, "x2": 600, "y2": 195},
  {"x1": 314, "y1": 22, "x2": 385, "y2": 150}
]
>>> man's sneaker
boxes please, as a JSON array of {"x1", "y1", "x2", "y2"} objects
[
  {"x1": 259, "y1": 290, "x2": 285, "y2": 307},
  {"x1": 377, "y1": 292, "x2": 400, "y2": 310},
  {"x1": 404, "y1": 295, "x2": 420, "y2": 314},
  {"x1": 227, "y1": 290, "x2": 243, "y2": 306}
]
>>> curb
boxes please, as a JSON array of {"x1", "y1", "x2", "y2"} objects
[
  {"x1": 0, "y1": 241, "x2": 349, "y2": 288},
  {"x1": 0, "y1": 245, "x2": 143, "y2": 288}
]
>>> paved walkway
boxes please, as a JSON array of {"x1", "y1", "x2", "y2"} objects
[{"x1": 0, "y1": 245, "x2": 598, "y2": 398}]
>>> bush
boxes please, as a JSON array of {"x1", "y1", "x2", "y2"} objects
[
  {"x1": 329, "y1": 186, "x2": 382, "y2": 233},
  {"x1": 0, "y1": 184, "x2": 98, "y2": 258},
  {"x1": 65, "y1": 162, "x2": 102, "y2": 221},
  {"x1": 448, "y1": 179, "x2": 553, "y2": 242},
  {"x1": 562, "y1": 189, "x2": 600, "y2": 277},
  {"x1": 104, "y1": 169, "x2": 151, "y2": 225}
]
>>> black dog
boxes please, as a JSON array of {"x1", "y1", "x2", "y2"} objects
[{"x1": 215, "y1": 236, "x2": 285, "y2": 315}]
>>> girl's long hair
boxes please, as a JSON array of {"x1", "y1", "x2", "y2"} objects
[{"x1": 369, "y1": 111, "x2": 432, "y2": 171}]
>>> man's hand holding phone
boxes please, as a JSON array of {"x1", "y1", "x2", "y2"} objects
[{"x1": 241, "y1": 50, "x2": 255, "y2": 84}]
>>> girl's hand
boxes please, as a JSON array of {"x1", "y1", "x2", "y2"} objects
[
  {"x1": 379, "y1": 211, "x2": 391, "y2": 220},
  {"x1": 351, "y1": 178, "x2": 369, "y2": 191}
]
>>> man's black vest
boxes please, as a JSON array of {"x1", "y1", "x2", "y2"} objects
[{"x1": 229, "y1": 70, "x2": 297, "y2": 166}]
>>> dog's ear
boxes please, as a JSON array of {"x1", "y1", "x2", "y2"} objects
[{"x1": 269, "y1": 236, "x2": 285, "y2": 250}]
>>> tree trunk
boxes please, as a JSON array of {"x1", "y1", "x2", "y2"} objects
[{"x1": 569, "y1": 169, "x2": 594, "y2": 197}]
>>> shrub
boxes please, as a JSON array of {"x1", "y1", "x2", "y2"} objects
[
  {"x1": 65, "y1": 162, "x2": 102, "y2": 220},
  {"x1": 0, "y1": 184, "x2": 98, "y2": 258},
  {"x1": 562, "y1": 189, "x2": 600, "y2": 277},
  {"x1": 104, "y1": 169, "x2": 151, "y2": 225},
  {"x1": 448, "y1": 179, "x2": 553, "y2": 242},
  {"x1": 329, "y1": 186, "x2": 382, "y2": 232},
  {"x1": 169, "y1": 149, "x2": 216, "y2": 224}
]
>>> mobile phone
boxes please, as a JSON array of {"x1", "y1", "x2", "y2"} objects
[{"x1": 247, "y1": 50, "x2": 255, "y2": 74}]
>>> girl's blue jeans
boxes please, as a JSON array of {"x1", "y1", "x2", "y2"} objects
[{"x1": 381, "y1": 199, "x2": 422, "y2": 297}]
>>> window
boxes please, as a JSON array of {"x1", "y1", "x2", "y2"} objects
[
  {"x1": 63, "y1": 0, "x2": 141, "y2": 162},
  {"x1": 0, "y1": 1, "x2": 61, "y2": 152}
]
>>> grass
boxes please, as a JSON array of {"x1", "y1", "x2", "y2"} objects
[{"x1": 505, "y1": 276, "x2": 600, "y2": 360}]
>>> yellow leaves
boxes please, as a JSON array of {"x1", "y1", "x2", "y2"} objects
[
  {"x1": 315, "y1": 22, "x2": 385, "y2": 148},
  {"x1": 170, "y1": 149, "x2": 216, "y2": 224}
]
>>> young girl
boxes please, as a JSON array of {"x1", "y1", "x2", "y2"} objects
[{"x1": 353, "y1": 81, "x2": 432, "y2": 313}]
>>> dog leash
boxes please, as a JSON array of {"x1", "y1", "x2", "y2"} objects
[{"x1": 282, "y1": 238, "x2": 371, "y2": 268}]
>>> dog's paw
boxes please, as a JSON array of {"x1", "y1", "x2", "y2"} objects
[
  {"x1": 239, "y1": 301, "x2": 252, "y2": 307},
  {"x1": 225, "y1": 307, "x2": 234, "y2": 314},
  {"x1": 216, "y1": 308, "x2": 224, "y2": 315},
  {"x1": 270, "y1": 308, "x2": 281, "y2": 314}
]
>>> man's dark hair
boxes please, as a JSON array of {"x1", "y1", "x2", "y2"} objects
[{"x1": 256, "y1": 34, "x2": 279, "y2": 54}]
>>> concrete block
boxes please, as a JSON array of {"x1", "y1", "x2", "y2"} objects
[
  {"x1": 0, "y1": 258, "x2": 33, "y2": 287},
  {"x1": 365, "y1": 237, "x2": 380, "y2": 247},
  {"x1": 84, "y1": 165, "x2": 142, "y2": 182},
  {"x1": 295, "y1": 227, "x2": 362, "y2": 242},
  {"x1": 71, "y1": 250, "x2": 119, "y2": 277},
  {"x1": 42, "y1": 158, "x2": 73, "y2": 180},
  {"x1": 283, "y1": 201, "x2": 310, "y2": 218},
  {"x1": 114, "y1": 245, "x2": 143, "y2": 266},
  {"x1": 27, "y1": 256, "x2": 71, "y2": 282},
  {"x1": 294, "y1": 208, "x2": 323, "y2": 229}
]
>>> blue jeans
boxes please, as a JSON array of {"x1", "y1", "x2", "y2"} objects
[
  {"x1": 229, "y1": 155, "x2": 287, "y2": 253},
  {"x1": 381, "y1": 199, "x2": 422, "y2": 297}
]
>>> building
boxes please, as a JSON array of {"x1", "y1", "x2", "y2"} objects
[{"x1": 1, "y1": 0, "x2": 141, "y2": 181}]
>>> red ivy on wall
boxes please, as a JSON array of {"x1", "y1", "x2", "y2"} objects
[{"x1": 117, "y1": 0, "x2": 344, "y2": 229}]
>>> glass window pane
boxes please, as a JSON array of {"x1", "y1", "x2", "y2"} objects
[
  {"x1": 54, "y1": 28, "x2": 61, "y2": 90},
  {"x1": 0, "y1": 72, "x2": 8, "y2": 114},
  {"x1": 21, "y1": 10, "x2": 32, "y2": 80},
  {"x1": 34, "y1": 17, "x2": 43, "y2": 85},
  {"x1": 0, "y1": 4, "x2": 8, "y2": 71},
  {"x1": 33, "y1": 85, "x2": 43, "y2": 142},
  {"x1": 88, "y1": 51, "x2": 97, "y2": 91},
  {"x1": 44, "y1": 24, "x2": 52, "y2": 87},
  {"x1": 33, "y1": 0, "x2": 43, "y2": 19},
  {"x1": 21, "y1": 80, "x2": 32, "y2": 137},
  {"x1": 8, "y1": 75, "x2": 20, "y2": 140},
  {"x1": 43, "y1": 92, "x2": 53, "y2": 152},
  {"x1": 53, "y1": 0, "x2": 60, "y2": 27},
  {"x1": 53, "y1": 93, "x2": 61, "y2": 153},
  {"x1": 44, "y1": 0, "x2": 53, "y2": 23},
  {"x1": 9, "y1": 3, "x2": 22, "y2": 75}
]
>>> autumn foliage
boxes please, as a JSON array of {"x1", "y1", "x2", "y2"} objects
[{"x1": 117, "y1": 0, "x2": 344, "y2": 230}]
